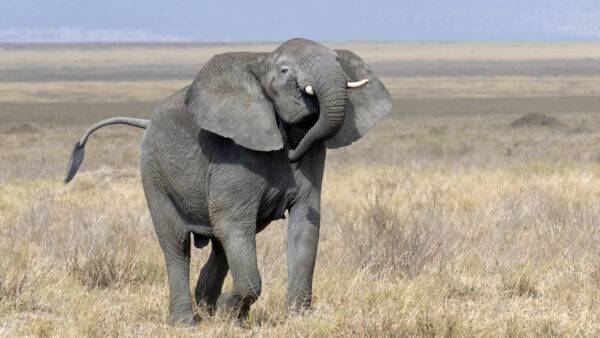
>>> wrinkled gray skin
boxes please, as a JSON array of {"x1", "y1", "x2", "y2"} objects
[{"x1": 65, "y1": 38, "x2": 391, "y2": 325}]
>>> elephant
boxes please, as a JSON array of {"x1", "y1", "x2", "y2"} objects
[{"x1": 65, "y1": 38, "x2": 391, "y2": 325}]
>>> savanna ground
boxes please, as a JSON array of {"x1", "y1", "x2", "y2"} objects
[{"x1": 2, "y1": 42, "x2": 600, "y2": 336}]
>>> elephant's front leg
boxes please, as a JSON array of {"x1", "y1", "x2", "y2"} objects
[
  {"x1": 286, "y1": 197, "x2": 320, "y2": 311},
  {"x1": 214, "y1": 224, "x2": 262, "y2": 319}
]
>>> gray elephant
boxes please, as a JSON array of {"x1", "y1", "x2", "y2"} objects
[{"x1": 65, "y1": 38, "x2": 391, "y2": 324}]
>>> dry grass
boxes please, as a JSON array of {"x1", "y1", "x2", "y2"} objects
[
  {"x1": 2, "y1": 42, "x2": 600, "y2": 336},
  {"x1": 2, "y1": 112, "x2": 600, "y2": 336}
]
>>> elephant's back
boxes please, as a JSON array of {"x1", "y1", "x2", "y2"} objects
[{"x1": 152, "y1": 86, "x2": 190, "y2": 120}]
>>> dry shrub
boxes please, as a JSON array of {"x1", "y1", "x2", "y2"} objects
[
  {"x1": 58, "y1": 202, "x2": 165, "y2": 289},
  {"x1": 65, "y1": 247, "x2": 158, "y2": 289},
  {"x1": 4, "y1": 180, "x2": 164, "y2": 292},
  {"x1": 481, "y1": 183, "x2": 600, "y2": 262},
  {"x1": 509, "y1": 112, "x2": 565, "y2": 128},
  {"x1": 336, "y1": 193, "x2": 446, "y2": 277}
]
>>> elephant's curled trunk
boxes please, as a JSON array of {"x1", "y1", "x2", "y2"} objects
[{"x1": 288, "y1": 69, "x2": 347, "y2": 162}]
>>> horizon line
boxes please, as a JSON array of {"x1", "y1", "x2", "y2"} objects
[{"x1": 2, "y1": 39, "x2": 600, "y2": 45}]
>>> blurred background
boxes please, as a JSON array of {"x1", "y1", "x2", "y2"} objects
[{"x1": 2, "y1": 0, "x2": 600, "y2": 42}]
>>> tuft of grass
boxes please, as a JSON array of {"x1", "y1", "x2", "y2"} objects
[
  {"x1": 337, "y1": 192, "x2": 445, "y2": 277},
  {"x1": 499, "y1": 263, "x2": 540, "y2": 298},
  {"x1": 66, "y1": 248, "x2": 149, "y2": 289}
]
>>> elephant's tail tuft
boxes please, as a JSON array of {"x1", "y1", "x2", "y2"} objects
[
  {"x1": 65, "y1": 141, "x2": 85, "y2": 183},
  {"x1": 64, "y1": 117, "x2": 149, "y2": 183}
]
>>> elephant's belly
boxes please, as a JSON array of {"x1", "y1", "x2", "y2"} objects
[
  {"x1": 168, "y1": 178, "x2": 211, "y2": 233},
  {"x1": 256, "y1": 185, "x2": 291, "y2": 233},
  {"x1": 167, "y1": 176, "x2": 213, "y2": 246}
]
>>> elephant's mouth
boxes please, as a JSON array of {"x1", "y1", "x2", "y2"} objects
[
  {"x1": 301, "y1": 93, "x2": 320, "y2": 115},
  {"x1": 284, "y1": 114, "x2": 319, "y2": 150},
  {"x1": 289, "y1": 90, "x2": 319, "y2": 124},
  {"x1": 294, "y1": 113, "x2": 319, "y2": 130}
]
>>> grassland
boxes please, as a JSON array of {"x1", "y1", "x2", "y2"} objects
[{"x1": 1, "y1": 42, "x2": 600, "y2": 336}]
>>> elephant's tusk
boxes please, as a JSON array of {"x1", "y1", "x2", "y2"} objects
[
  {"x1": 347, "y1": 79, "x2": 369, "y2": 88},
  {"x1": 304, "y1": 85, "x2": 314, "y2": 95}
]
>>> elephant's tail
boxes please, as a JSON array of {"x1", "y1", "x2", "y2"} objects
[{"x1": 65, "y1": 117, "x2": 150, "y2": 183}]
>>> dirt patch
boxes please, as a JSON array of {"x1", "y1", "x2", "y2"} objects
[
  {"x1": 4, "y1": 123, "x2": 41, "y2": 134},
  {"x1": 510, "y1": 112, "x2": 566, "y2": 128}
]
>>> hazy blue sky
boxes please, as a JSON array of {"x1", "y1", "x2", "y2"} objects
[{"x1": 1, "y1": 0, "x2": 600, "y2": 42}]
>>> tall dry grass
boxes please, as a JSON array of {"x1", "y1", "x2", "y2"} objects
[{"x1": 2, "y1": 109, "x2": 600, "y2": 335}]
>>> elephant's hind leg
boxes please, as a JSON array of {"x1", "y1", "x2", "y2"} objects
[
  {"x1": 143, "y1": 184, "x2": 195, "y2": 326},
  {"x1": 194, "y1": 238, "x2": 229, "y2": 314}
]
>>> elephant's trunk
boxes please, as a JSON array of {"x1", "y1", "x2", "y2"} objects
[{"x1": 288, "y1": 68, "x2": 347, "y2": 162}]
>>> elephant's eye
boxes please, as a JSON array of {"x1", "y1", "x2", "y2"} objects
[{"x1": 280, "y1": 66, "x2": 289, "y2": 74}]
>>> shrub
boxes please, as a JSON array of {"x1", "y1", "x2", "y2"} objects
[{"x1": 337, "y1": 193, "x2": 446, "y2": 277}]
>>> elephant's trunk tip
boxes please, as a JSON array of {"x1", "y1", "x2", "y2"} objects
[
  {"x1": 65, "y1": 141, "x2": 85, "y2": 183},
  {"x1": 288, "y1": 147, "x2": 303, "y2": 163}
]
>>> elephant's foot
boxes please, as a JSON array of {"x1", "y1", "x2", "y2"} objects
[
  {"x1": 286, "y1": 290, "x2": 312, "y2": 314},
  {"x1": 194, "y1": 285, "x2": 222, "y2": 316},
  {"x1": 167, "y1": 304, "x2": 197, "y2": 326},
  {"x1": 286, "y1": 305, "x2": 313, "y2": 317},
  {"x1": 195, "y1": 294, "x2": 218, "y2": 316},
  {"x1": 216, "y1": 291, "x2": 252, "y2": 319},
  {"x1": 168, "y1": 313, "x2": 197, "y2": 327},
  {"x1": 286, "y1": 293, "x2": 312, "y2": 319}
]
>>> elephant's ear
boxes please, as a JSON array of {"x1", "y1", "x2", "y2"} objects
[
  {"x1": 185, "y1": 52, "x2": 283, "y2": 151},
  {"x1": 325, "y1": 49, "x2": 392, "y2": 149}
]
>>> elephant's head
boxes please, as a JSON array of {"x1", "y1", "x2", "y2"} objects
[{"x1": 185, "y1": 38, "x2": 391, "y2": 161}]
